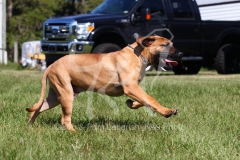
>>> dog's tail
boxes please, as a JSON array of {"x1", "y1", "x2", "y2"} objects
[{"x1": 26, "y1": 65, "x2": 51, "y2": 112}]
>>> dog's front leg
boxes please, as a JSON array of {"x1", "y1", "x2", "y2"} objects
[{"x1": 123, "y1": 84, "x2": 178, "y2": 117}]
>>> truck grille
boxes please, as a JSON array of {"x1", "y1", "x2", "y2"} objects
[{"x1": 43, "y1": 22, "x2": 76, "y2": 42}]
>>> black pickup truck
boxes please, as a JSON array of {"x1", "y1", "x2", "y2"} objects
[{"x1": 41, "y1": 0, "x2": 240, "y2": 74}]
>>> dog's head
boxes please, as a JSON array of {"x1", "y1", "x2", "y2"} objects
[{"x1": 136, "y1": 35, "x2": 183, "y2": 70}]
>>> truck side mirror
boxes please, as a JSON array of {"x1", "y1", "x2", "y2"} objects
[
  {"x1": 131, "y1": 8, "x2": 151, "y2": 23},
  {"x1": 131, "y1": 13, "x2": 136, "y2": 23},
  {"x1": 140, "y1": 8, "x2": 151, "y2": 20}
]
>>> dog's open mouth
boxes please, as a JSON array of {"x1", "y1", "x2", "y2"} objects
[
  {"x1": 165, "y1": 59, "x2": 178, "y2": 67},
  {"x1": 161, "y1": 58, "x2": 178, "y2": 71},
  {"x1": 153, "y1": 51, "x2": 182, "y2": 71}
]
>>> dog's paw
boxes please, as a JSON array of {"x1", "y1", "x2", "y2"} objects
[
  {"x1": 126, "y1": 99, "x2": 134, "y2": 108},
  {"x1": 62, "y1": 123, "x2": 77, "y2": 132},
  {"x1": 164, "y1": 109, "x2": 179, "y2": 118},
  {"x1": 173, "y1": 109, "x2": 179, "y2": 115}
]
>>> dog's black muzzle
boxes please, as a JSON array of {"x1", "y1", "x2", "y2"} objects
[
  {"x1": 154, "y1": 50, "x2": 183, "y2": 71},
  {"x1": 167, "y1": 50, "x2": 183, "y2": 62}
]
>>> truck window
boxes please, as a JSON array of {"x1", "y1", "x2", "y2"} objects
[
  {"x1": 91, "y1": 0, "x2": 139, "y2": 15},
  {"x1": 170, "y1": 0, "x2": 194, "y2": 19},
  {"x1": 137, "y1": 0, "x2": 165, "y2": 19}
]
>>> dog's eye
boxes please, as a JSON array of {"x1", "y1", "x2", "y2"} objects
[{"x1": 161, "y1": 43, "x2": 169, "y2": 47}]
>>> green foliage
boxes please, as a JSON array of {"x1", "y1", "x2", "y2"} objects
[
  {"x1": 0, "y1": 70, "x2": 239, "y2": 159},
  {"x1": 0, "y1": 61, "x2": 21, "y2": 70},
  {"x1": 6, "y1": 0, "x2": 104, "y2": 55},
  {"x1": 85, "y1": 0, "x2": 104, "y2": 12},
  {"x1": 7, "y1": 0, "x2": 65, "y2": 47}
]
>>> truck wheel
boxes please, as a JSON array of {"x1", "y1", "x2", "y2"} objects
[
  {"x1": 173, "y1": 61, "x2": 201, "y2": 75},
  {"x1": 215, "y1": 44, "x2": 240, "y2": 74},
  {"x1": 92, "y1": 43, "x2": 121, "y2": 53}
]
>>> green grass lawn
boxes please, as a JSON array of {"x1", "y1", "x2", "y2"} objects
[{"x1": 0, "y1": 68, "x2": 239, "y2": 159}]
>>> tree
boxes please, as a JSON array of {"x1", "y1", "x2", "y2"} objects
[
  {"x1": 7, "y1": 0, "x2": 65, "y2": 60},
  {"x1": 6, "y1": 0, "x2": 104, "y2": 61},
  {"x1": 76, "y1": 0, "x2": 104, "y2": 13}
]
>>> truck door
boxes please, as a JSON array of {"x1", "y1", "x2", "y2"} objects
[
  {"x1": 130, "y1": 0, "x2": 171, "y2": 39},
  {"x1": 166, "y1": 0, "x2": 202, "y2": 57}
]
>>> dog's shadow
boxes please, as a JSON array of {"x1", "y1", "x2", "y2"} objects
[
  {"x1": 77, "y1": 117, "x2": 152, "y2": 130},
  {"x1": 40, "y1": 116, "x2": 159, "y2": 131}
]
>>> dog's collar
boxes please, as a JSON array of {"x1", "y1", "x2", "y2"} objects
[{"x1": 128, "y1": 44, "x2": 148, "y2": 64}]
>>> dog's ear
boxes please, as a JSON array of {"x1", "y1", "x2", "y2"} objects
[{"x1": 136, "y1": 36, "x2": 155, "y2": 47}]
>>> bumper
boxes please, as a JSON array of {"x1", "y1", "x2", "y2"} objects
[
  {"x1": 41, "y1": 40, "x2": 94, "y2": 54},
  {"x1": 181, "y1": 56, "x2": 203, "y2": 61}
]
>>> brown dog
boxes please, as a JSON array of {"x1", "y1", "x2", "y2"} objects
[{"x1": 26, "y1": 35, "x2": 183, "y2": 132}]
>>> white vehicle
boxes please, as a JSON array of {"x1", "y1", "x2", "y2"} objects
[
  {"x1": 21, "y1": 41, "x2": 46, "y2": 71},
  {"x1": 196, "y1": 0, "x2": 240, "y2": 21}
]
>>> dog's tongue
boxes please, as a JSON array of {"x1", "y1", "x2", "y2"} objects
[{"x1": 165, "y1": 59, "x2": 178, "y2": 66}]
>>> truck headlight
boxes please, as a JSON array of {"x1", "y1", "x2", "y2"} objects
[{"x1": 75, "y1": 22, "x2": 94, "y2": 40}]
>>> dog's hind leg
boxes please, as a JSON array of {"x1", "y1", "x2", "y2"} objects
[
  {"x1": 28, "y1": 87, "x2": 60, "y2": 124},
  {"x1": 55, "y1": 84, "x2": 76, "y2": 132},
  {"x1": 126, "y1": 99, "x2": 144, "y2": 109}
]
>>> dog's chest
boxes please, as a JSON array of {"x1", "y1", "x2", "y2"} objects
[
  {"x1": 138, "y1": 63, "x2": 147, "y2": 83},
  {"x1": 97, "y1": 82, "x2": 124, "y2": 96}
]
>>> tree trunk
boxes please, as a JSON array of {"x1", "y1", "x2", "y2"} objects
[{"x1": 7, "y1": 0, "x2": 12, "y2": 18}]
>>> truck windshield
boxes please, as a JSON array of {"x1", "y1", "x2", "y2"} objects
[{"x1": 91, "y1": 0, "x2": 139, "y2": 15}]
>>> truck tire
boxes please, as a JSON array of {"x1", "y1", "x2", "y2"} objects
[
  {"x1": 215, "y1": 44, "x2": 240, "y2": 74},
  {"x1": 92, "y1": 43, "x2": 121, "y2": 53},
  {"x1": 173, "y1": 61, "x2": 201, "y2": 75}
]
